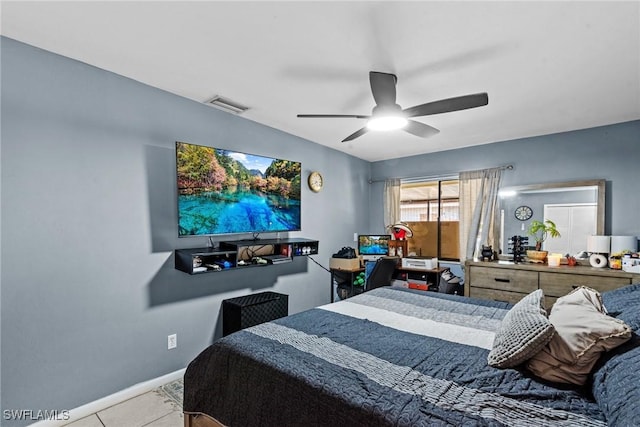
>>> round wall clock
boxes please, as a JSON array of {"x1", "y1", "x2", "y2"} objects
[
  {"x1": 308, "y1": 171, "x2": 323, "y2": 192},
  {"x1": 514, "y1": 205, "x2": 533, "y2": 221}
]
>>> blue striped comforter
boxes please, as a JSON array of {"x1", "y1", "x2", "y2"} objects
[{"x1": 184, "y1": 287, "x2": 606, "y2": 426}]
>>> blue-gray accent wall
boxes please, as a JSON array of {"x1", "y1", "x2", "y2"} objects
[
  {"x1": 0, "y1": 37, "x2": 370, "y2": 424},
  {"x1": 370, "y1": 121, "x2": 640, "y2": 237}
]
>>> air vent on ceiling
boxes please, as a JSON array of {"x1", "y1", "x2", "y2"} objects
[{"x1": 205, "y1": 95, "x2": 249, "y2": 114}]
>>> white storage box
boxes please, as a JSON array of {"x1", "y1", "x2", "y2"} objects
[{"x1": 622, "y1": 256, "x2": 640, "y2": 273}]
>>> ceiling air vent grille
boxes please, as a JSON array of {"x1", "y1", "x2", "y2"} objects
[{"x1": 205, "y1": 95, "x2": 249, "y2": 114}]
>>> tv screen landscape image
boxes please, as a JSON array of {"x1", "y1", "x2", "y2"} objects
[
  {"x1": 358, "y1": 235, "x2": 391, "y2": 256},
  {"x1": 176, "y1": 141, "x2": 302, "y2": 236}
]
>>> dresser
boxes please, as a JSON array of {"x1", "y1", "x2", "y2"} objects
[{"x1": 465, "y1": 260, "x2": 640, "y2": 307}]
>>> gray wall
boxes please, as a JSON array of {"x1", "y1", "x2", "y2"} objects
[
  {"x1": 0, "y1": 37, "x2": 370, "y2": 423},
  {"x1": 370, "y1": 120, "x2": 640, "y2": 238}
]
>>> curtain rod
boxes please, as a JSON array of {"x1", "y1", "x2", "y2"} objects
[{"x1": 368, "y1": 164, "x2": 513, "y2": 184}]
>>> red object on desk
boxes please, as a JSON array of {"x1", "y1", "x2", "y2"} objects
[{"x1": 408, "y1": 281, "x2": 429, "y2": 291}]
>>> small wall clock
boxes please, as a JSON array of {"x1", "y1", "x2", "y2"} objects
[
  {"x1": 308, "y1": 171, "x2": 323, "y2": 193},
  {"x1": 514, "y1": 205, "x2": 533, "y2": 221}
]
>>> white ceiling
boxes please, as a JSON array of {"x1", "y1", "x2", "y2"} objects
[{"x1": 2, "y1": 1, "x2": 638, "y2": 162}]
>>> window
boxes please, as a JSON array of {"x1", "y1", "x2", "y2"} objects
[{"x1": 400, "y1": 179, "x2": 459, "y2": 260}]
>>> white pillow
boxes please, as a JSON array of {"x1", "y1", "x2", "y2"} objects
[{"x1": 526, "y1": 286, "x2": 632, "y2": 385}]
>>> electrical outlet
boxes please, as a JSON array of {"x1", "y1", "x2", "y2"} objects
[
  {"x1": 354, "y1": 232, "x2": 358, "y2": 242},
  {"x1": 167, "y1": 334, "x2": 177, "y2": 350}
]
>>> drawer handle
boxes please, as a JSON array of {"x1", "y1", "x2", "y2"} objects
[{"x1": 494, "y1": 278, "x2": 511, "y2": 283}]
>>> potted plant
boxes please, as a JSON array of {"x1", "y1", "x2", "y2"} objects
[{"x1": 526, "y1": 219, "x2": 561, "y2": 262}]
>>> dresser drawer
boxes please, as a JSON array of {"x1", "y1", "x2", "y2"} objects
[
  {"x1": 469, "y1": 286, "x2": 526, "y2": 305},
  {"x1": 469, "y1": 266, "x2": 538, "y2": 293},
  {"x1": 540, "y1": 272, "x2": 630, "y2": 298}
]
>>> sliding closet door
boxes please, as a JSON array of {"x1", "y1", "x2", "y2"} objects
[{"x1": 543, "y1": 204, "x2": 597, "y2": 255}]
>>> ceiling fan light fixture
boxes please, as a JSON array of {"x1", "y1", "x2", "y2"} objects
[
  {"x1": 367, "y1": 115, "x2": 408, "y2": 131},
  {"x1": 297, "y1": 71, "x2": 487, "y2": 142}
]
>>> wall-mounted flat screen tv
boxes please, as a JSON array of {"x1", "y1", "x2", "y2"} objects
[{"x1": 176, "y1": 141, "x2": 301, "y2": 236}]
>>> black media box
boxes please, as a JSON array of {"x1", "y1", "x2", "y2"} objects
[{"x1": 222, "y1": 291, "x2": 288, "y2": 336}]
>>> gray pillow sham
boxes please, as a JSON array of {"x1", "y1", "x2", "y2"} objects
[{"x1": 488, "y1": 289, "x2": 555, "y2": 368}]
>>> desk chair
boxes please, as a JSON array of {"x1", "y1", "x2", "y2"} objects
[{"x1": 365, "y1": 257, "x2": 399, "y2": 291}]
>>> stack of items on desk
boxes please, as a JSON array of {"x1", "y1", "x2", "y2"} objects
[{"x1": 330, "y1": 246, "x2": 360, "y2": 270}]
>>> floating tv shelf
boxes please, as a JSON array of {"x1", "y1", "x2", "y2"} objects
[{"x1": 175, "y1": 238, "x2": 319, "y2": 275}]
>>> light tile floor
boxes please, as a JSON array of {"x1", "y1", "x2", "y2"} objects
[{"x1": 64, "y1": 379, "x2": 183, "y2": 427}]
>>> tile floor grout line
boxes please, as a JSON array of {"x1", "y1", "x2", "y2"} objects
[
  {"x1": 139, "y1": 410, "x2": 181, "y2": 427},
  {"x1": 63, "y1": 379, "x2": 184, "y2": 426}
]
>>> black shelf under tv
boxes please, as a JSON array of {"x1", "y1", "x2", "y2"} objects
[{"x1": 175, "y1": 238, "x2": 319, "y2": 274}]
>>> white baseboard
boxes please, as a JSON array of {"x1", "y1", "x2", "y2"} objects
[{"x1": 30, "y1": 368, "x2": 186, "y2": 427}]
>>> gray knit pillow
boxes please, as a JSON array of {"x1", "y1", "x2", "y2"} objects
[{"x1": 488, "y1": 289, "x2": 555, "y2": 368}]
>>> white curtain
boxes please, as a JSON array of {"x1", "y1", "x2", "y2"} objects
[
  {"x1": 383, "y1": 179, "x2": 401, "y2": 229},
  {"x1": 459, "y1": 167, "x2": 504, "y2": 262}
]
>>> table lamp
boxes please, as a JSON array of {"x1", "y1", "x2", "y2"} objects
[
  {"x1": 610, "y1": 236, "x2": 638, "y2": 255},
  {"x1": 587, "y1": 235, "x2": 610, "y2": 268}
]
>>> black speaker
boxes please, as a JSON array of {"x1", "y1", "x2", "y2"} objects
[{"x1": 222, "y1": 292, "x2": 288, "y2": 336}]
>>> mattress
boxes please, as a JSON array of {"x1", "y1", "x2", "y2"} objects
[{"x1": 183, "y1": 286, "x2": 631, "y2": 426}]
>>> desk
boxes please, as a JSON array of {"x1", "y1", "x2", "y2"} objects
[
  {"x1": 396, "y1": 266, "x2": 446, "y2": 291},
  {"x1": 330, "y1": 265, "x2": 446, "y2": 302},
  {"x1": 330, "y1": 267, "x2": 364, "y2": 302},
  {"x1": 397, "y1": 266, "x2": 447, "y2": 275}
]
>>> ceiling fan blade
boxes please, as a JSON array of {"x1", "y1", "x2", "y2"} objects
[
  {"x1": 369, "y1": 71, "x2": 397, "y2": 106},
  {"x1": 403, "y1": 93, "x2": 488, "y2": 118},
  {"x1": 403, "y1": 120, "x2": 440, "y2": 138},
  {"x1": 342, "y1": 127, "x2": 369, "y2": 142},
  {"x1": 297, "y1": 114, "x2": 369, "y2": 119}
]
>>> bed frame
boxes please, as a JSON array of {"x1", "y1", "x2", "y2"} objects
[{"x1": 184, "y1": 412, "x2": 225, "y2": 427}]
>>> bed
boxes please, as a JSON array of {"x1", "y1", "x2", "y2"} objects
[{"x1": 183, "y1": 285, "x2": 640, "y2": 426}]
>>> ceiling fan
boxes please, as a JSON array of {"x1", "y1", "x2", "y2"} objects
[{"x1": 297, "y1": 71, "x2": 488, "y2": 142}]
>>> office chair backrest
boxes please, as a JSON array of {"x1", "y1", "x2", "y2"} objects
[{"x1": 366, "y1": 257, "x2": 398, "y2": 291}]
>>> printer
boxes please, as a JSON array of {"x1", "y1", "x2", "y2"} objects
[{"x1": 401, "y1": 257, "x2": 438, "y2": 270}]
